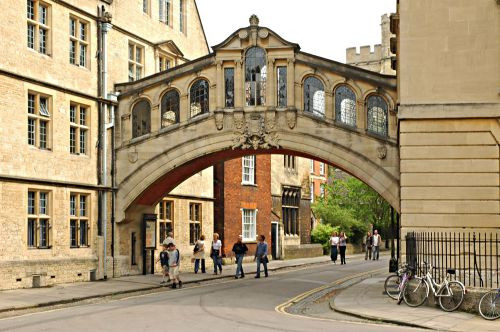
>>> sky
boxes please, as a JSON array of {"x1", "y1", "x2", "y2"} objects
[{"x1": 196, "y1": 0, "x2": 396, "y2": 63}]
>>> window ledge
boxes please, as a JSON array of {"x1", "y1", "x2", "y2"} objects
[
  {"x1": 241, "y1": 182, "x2": 257, "y2": 187},
  {"x1": 242, "y1": 240, "x2": 257, "y2": 244}
]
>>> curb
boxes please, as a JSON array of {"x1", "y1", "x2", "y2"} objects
[
  {"x1": 328, "y1": 282, "x2": 434, "y2": 330},
  {"x1": 0, "y1": 257, "x2": 336, "y2": 315}
]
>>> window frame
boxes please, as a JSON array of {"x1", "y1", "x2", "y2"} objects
[
  {"x1": 189, "y1": 79, "x2": 209, "y2": 118},
  {"x1": 224, "y1": 67, "x2": 235, "y2": 108},
  {"x1": 319, "y1": 163, "x2": 325, "y2": 175},
  {"x1": 303, "y1": 76, "x2": 325, "y2": 117},
  {"x1": 241, "y1": 208, "x2": 257, "y2": 242},
  {"x1": 282, "y1": 188, "x2": 300, "y2": 236},
  {"x1": 131, "y1": 99, "x2": 152, "y2": 138},
  {"x1": 159, "y1": 0, "x2": 173, "y2": 26},
  {"x1": 69, "y1": 15, "x2": 89, "y2": 68},
  {"x1": 128, "y1": 42, "x2": 144, "y2": 82},
  {"x1": 27, "y1": 91, "x2": 51, "y2": 150},
  {"x1": 366, "y1": 95, "x2": 389, "y2": 137},
  {"x1": 69, "y1": 103, "x2": 89, "y2": 155},
  {"x1": 160, "y1": 89, "x2": 180, "y2": 128},
  {"x1": 283, "y1": 155, "x2": 297, "y2": 172},
  {"x1": 335, "y1": 85, "x2": 357, "y2": 127},
  {"x1": 27, "y1": 189, "x2": 52, "y2": 249},
  {"x1": 158, "y1": 53, "x2": 173, "y2": 72},
  {"x1": 158, "y1": 199, "x2": 174, "y2": 244},
  {"x1": 276, "y1": 66, "x2": 287, "y2": 108},
  {"x1": 189, "y1": 203, "x2": 202, "y2": 245},
  {"x1": 241, "y1": 155, "x2": 256, "y2": 185},
  {"x1": 179, "y1": 0, "x2": 186, "y2": 34},
  {"x1": 27, "y1": 0, "x2": 51, "y2": 55},
  {"x1": 69, "y1": 193, "x2": 90, "y2": 248},
  {"x1": 245, "y1": 47, "x2": 267, "y2": 107}
]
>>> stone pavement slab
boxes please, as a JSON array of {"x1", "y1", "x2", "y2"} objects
[
  {"x1": 331, "y1": 276, "x2": 498, "y2": 331},
  {"x1": 1, "y1": 254, "x2": 360, "y2": 313}
]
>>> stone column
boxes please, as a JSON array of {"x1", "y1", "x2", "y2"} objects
[
  {"x1": 357, "y1": 100, "x2": 366, "y2": 132},
  {"x1": 388, "y1": 109, "x2": 396, "y2": 139},
  {"x1": 151, "y1": 104, "x2": 160, "y2": 132},
  {"x1": 234, "y1": 59, "x2": 243, "y2": 109},
  {"x1": 180, "y1": 93, "x2": 189, "y2": 122},
  {"x1": 266, "y1": 58, "x2": 275, "y2": 108},
  {"x1": 216, "y1": 60, "x2": 223, "y2": 109},
  {"x1": 287, "y1": 58, "x2": 295, "y2": 108},
  {"x1": 325, "y1": 92, "x2": 334, "y2": 120}
]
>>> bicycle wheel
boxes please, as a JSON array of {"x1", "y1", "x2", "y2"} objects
[
  {"x1": 403, "y1": 277, "x2": 428, "y2": 307},
  {"x1": 384, "y1": 274, "x2": 401, "y2": 300},
  {"x1": 438, "y1": 281, "x2": 465, "y2": 312},
  {"x1": 478, "y1": 290, "x2": 500, "y2": 320}
]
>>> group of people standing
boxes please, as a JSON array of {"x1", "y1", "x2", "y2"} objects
[
  {"x1": 158, "y1": 232, "x2": 270, "y2": 286},
  {"x1": 329, "y1": 231, "x2": 348, "y2": 264},
  {"x1": 362, "y1": 230, "x2": 382, "y2": 260}
]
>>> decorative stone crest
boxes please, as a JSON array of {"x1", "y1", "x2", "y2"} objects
[
  {"x1": 377, "y1": 145, "x2": 387, "y2": 160},
  {"x1": 128, "y1": 151, "x2": 138, "y2": 163},
  {"x1": 249, "y1": 14, "x2": 259, "y2": 26},
  {"x1": 232, "y1": 113, "x2": 279, "y2": 150},
  {"x1": 214, "y1": 112, "x2": 224, "y2": 130},
  {"x1": 286, "y1": 109, "x2": 297, "y2": 129}
]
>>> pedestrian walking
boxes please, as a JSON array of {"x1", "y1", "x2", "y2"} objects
[
  {"x1": 167, "y1": 243, "x2": 182, "y2": 289},
  {"x1": 156, "y1": 243, "x2": 170, "y2": 284},
  {"x1": 193, "y1": 234, "x2": 206, "y2": 274},
  {"x1": 163, "y1": 231, "x2": 175, "y2": 246},
  {"x1": 339, "y1": 232, "x2": 347, "y2": 265},
  {"x1": 254, "y1": 235, "x2": 269, "y2": 278},
  {"x1": 372, "y1": 229, "x2": 382, "y2": 260},
  {"x1": 363, "y1": 231, "x2": 373, "y2": 260},
  {"x1": 232, "y1": 235, "x2": 248, "y2": 279},
  {"x1": 211, "y1": 233, "x2": 223, "y2": 275},
  {"x1": 329, "y1": 231, "x2": 339, "y2": 264}
]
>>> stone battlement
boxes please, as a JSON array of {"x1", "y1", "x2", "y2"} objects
[{"x1": 346, "y1": 44, "x2": 383, "y2": 64}]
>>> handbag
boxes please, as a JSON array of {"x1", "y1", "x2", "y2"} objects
[{"x1": 193, "y1": 243, "x2": 200, "y2": 253}]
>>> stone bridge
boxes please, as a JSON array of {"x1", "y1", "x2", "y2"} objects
[{"x1": 114, "y1": 16, "x2": 399, "y2": 233}]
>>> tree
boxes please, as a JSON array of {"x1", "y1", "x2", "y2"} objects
[{"x1": 312, "y1": 169, "x2": 392, "y2": 243}]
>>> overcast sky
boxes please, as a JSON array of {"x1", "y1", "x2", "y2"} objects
[{"x1": 196, "y1": 0, "x2": 396, "y2": 63}]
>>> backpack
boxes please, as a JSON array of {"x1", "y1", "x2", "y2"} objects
[{"x1": 193, "y1": 242, "x2": 200, "y2": 253}]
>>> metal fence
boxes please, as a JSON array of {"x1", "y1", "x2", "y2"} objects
[{"x1": 405, "y1": 232, "x2": 499, "y2": 289}]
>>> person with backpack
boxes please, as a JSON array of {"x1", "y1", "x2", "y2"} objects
[
  {"x1": 363, "y1": 231, "x2": 373, "y2": 260},
  {"x1": 193, "y1": 234, "x2": 206, "y2": 274},
  {"x1": 167, "y1": 243, "x2": 182, "y2": 289},
  {"x1": 156, "y1": 243, "x2": 169, "y2": 284},
  {"x1": 254, "y1": 235, "x2": 268, "y2": 278},
  {"x1": 232, "y1": 235, "x2": 248, "y2": 279}
]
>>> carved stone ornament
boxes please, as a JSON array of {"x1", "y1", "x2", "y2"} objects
[
  {"x1": 214, "y1": 112, "x2": 224, "y2": 130},
  {"x1": 286, "y1": 110, "x2": 297, "y2": 129},
  {"x1": 238, "y1": 30, "x2": 248, "y2": 39},
  {"x1": 249, "y1": 14, "x2": 259, "y2": 26},
  {"x1": 377, "y1": 145, "x2": 387, "y2": 160},
  {"x1": 258, "y1": 28, "x2": 269, "y2": 39},
  {"x1": 232, "y1": 113, "x2": 279, "y2": 150},
  {"x1": 128, "y1": 151, "x2": 138, "y2": 163}
]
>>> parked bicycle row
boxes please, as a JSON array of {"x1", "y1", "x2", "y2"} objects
[{"x1": 384, "y1": 262, "x2": 499, "y2": 320}]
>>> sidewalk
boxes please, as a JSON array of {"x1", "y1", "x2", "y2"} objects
[
  {"x1": 331, "y1": 276, "x2": 496, "y2": 331},
  {"x1": 0, "y1": 255, "x2": 335, "y2": 314}
]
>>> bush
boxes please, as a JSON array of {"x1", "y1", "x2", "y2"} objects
[{"x1": 311, "y1": 223, "x2": 339, "y2": 254}]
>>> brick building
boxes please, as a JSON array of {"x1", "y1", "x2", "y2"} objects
[
  {"x1": 309, "y1": 160, "x2": 328, "y2": 228},
  {"x1": 214, "y1": 155, "x2": 272, "y2": 261}
]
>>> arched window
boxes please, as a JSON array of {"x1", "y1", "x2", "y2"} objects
[
  {"x1": 245, "y1": 47, "x2": 267, "y2": 106},
  {"x1": 367, "y1": 95, "x2": 388, "y2": 136},
  {"x1": 190, "y1": 79, "x2": 209, "y2": 118},
  {"x1": 161, "y1": 90, "x2": 179, "y2": 128},
  {"x1": 304, "y1": 77, "x2": 325, "y2": 117},
  {"x1": 335, "y1": 85, "x2": 356, "y2": 127},
  {"x1": 132, "y1": 99, "x2": 151, "y2": 138}
]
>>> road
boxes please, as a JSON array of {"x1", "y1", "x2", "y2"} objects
[{"x1": 0, "y1": 257, "x2": 423, "y2": 332}]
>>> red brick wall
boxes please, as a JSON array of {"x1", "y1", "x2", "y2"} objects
[{"x1": 215, "y1": 155, "x2": 272, "y2": 257}]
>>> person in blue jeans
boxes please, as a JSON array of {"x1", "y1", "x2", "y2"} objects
[
  {"x1": 232, "y1": 235, "x2": 248, "y2": 279},
  {"x1": 211, "y1": 233, "x2": 223, "y2": 275},
  {"x1": 254, "y1": 235, "x2": 268, "y2": 278}
]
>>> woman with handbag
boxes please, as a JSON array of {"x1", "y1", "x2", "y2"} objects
[
  {"x1": 211, "y1": 233, "x2": 223, "y2": 275},
  {"x1": 329, "y1": 231, "x2": 339, "y2": 264},
  {"x1": 254, "y1": 235, "x2": 269, "y2": 278},
  {"x1": 193, "y1": 234, "x2": 206, "y2": 273},
  {"x1": 339, "y1": 232, "x2": 348, "y2": 265}
]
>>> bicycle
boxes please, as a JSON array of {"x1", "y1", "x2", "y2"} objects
[
  {"x1": 402, "y1": 262, "x2": 465, "y2": 311},
  {"x1": 384, "y1": 264, "x2": 414, "y2": 301},
  {"x1": 478, "y1": 288, "x2": 499, "y2": 320}
]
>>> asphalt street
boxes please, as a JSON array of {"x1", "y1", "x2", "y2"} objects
[{"x1": 0, "y1": 257, "x2": 424, "y2": 332}]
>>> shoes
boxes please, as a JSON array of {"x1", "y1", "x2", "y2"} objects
[
  {"x1": 171, "y1": 283, "x2": 177, "y2": 289},
  {"x1": 194, "y1": 271, "x2": 198, "y2": 274},
  {"x1": 265, "y1": 275, "x2": 268, "y2": 278},
  {"x1": 255, "y1": 276, "x2": 260, "y2": 279},
  {"x1": 214, "y1": 271, "x2": 218, "y2": 275},
  {"x1": 234, "y1": 276, "x2": 238, "y2": 279},
  {"x1": 241, "y1": 275, "x2": 245, "y2": 278},
  {"x1": 178, "y1": 281, "x2": 182, "y2": 288}
]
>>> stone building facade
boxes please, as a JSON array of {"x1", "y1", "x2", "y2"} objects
[
  {"x1": 214, "y1": 155, "x2": 272, "y2": 261},
  {"x1": 0, "y1": 0, "x2": 210, "y2": 289},
  {"x1": 346, "y1": 14, "x2": 396, "y2": 75},
  {"x1": 309, "y1": 160, "x2": 328, "y2": 228},
  {"x1": 396, "y1": 0, "x2": 499, "y2": 237}
]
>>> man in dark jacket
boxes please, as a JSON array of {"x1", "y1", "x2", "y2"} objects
[{"x1": 232, "y1": 235, "x2": 248, "y2": 279}]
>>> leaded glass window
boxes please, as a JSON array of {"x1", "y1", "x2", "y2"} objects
[
  {"x1": 304, "y1": 77, "x2": 325, "y2": 117},
  {"x1": 224, "y1": 68, "x2": 234, "y2": 108},
  {"x1": 367, "y1": 95, "x2": 388, "y2": 136},
  {"x1": 190, "y1": 79, "x2": 209, "y2": 118},
  {"x1": 245, "y1": 47, "x2": 267, "y2": 106},
  {"x1": 161, "y1": 90, "x2": 179, "y2": 128},
  {"x1": 277, "y1": 66, "x2": 287, "y2": 108},
  {"x1": 282, "y1": 188, "x2": 300, "y2": 235},
  {"x1": 335, "y1": 85, "x2": 356, "y2": 127},
  {"x1": 132, "y1": 100, "x2": 151, "y2": 138}
]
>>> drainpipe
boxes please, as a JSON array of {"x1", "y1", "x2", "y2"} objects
[{"x1": 100, "y1": 20, "x2": 112, "y2": 280}]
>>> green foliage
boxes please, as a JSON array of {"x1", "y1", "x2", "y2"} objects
[
  {"x1": 312, "y1": 169, "x2": 392, "y2": 244},
  {"x1": 311, "y1": 223, "x2": 339, "y2": 253}
]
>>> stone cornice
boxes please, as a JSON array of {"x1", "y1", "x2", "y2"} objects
[{"x1": 398, "y1": 103, "x2": 500, "y2": 119}]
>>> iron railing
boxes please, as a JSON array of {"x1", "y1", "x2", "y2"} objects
[{"x1": 405, "y1": 232, "x2": 499, "y2": 289}]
